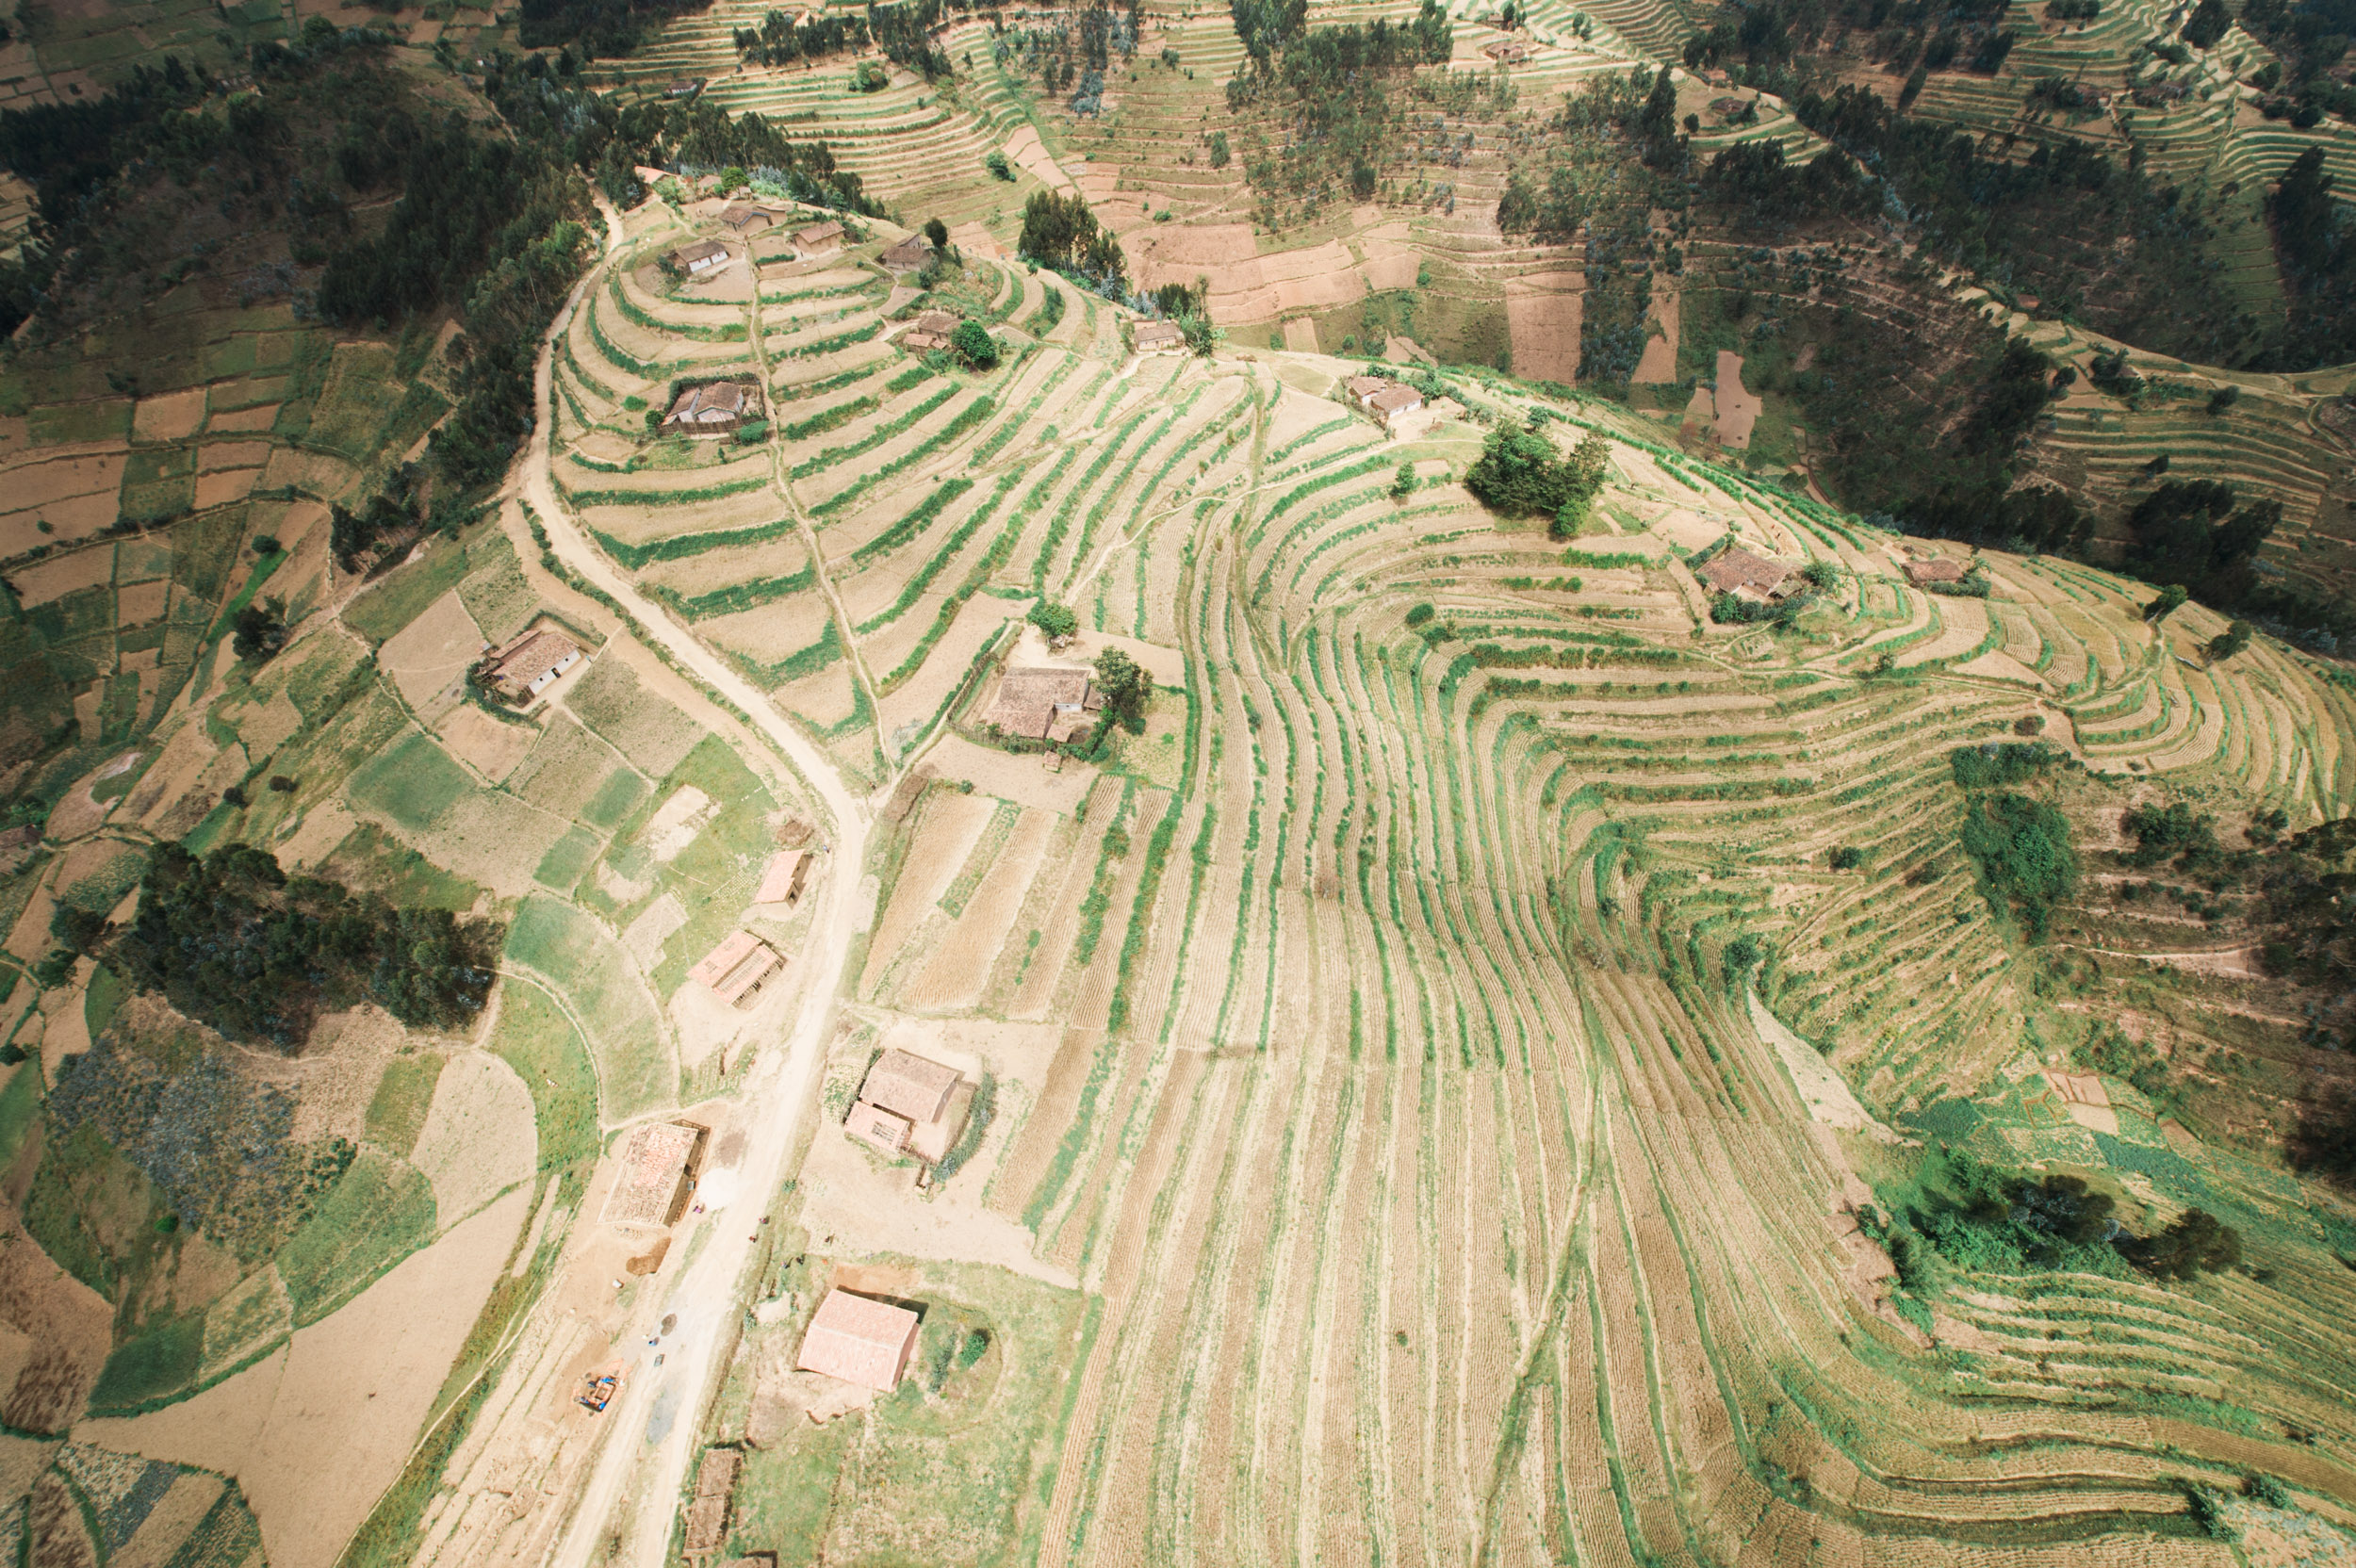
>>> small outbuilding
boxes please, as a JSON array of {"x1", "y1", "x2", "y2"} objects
[
  {"x1": 1344, "y1": 374, "x2": 1392, "y2": 406},
  {"x1": 667, "y1": 239, "x2": 730, "y2": 276},
  {"x1": 880, "y1": 233, "x2": 934, "y2": 273},
  {"x1": 666, "y1": 76, "x2": 707, "y2": 99},
  {"x1": 717, "y1": 204, "x2": 784, "y2": 235},
  {"x1": 796, "y1": 1289, "x2": 922, "y2": 1392},
  {"x1": 601, "y1": 1120, "x2": 708, "y2": 1230},
  {"x1": 682, "y1": 1447, "x2": 741, "y2": 1560},
  {"x1": 844, "y1": 1047, "x2": 972, "y2": 1163},
  {"x1": 663, "y1": 381, "x2": 755, "y2": 431},
  {"x1": 754, "y1": 848, "x2": 811, "y2": 906},
  {"x1": 481, "y1": 627, "x2": 582, "y2": 701},
  {"x1": 1904, "y1": 557, "x2": 1968, "y2": 587},
  {"x1": 1484, "y1": 39, "x2": 1530, "y2": 60},
  {"x1": 1697, "y1": 547, "x2": 1799, "y2": 602},
  {"x1": 1133, "y1": 319, "x2": 1185, "y2": 355},
  {"x1": 792, "y1": 219, "x2": 845, "y2": 259},
  {"x1": 899, "y1": 308, "x2": 959, "y2": 352},
  {"x1": 979, "y1": 665, "x2": 1103, "y2": 743},
  {"x1": 690, "y1": 930, "x2": 784, "y2": 1008}
]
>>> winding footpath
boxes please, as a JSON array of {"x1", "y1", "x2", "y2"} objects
[{"x1": 524, "y1": 201, "x2": 875, "y2": 1568}]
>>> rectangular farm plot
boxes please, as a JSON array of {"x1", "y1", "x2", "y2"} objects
[
  {"x1": 506, "y1": 896, "x2": 672, "y2": 1120},
  {"x1": 348, "y1": 730, "x2": 472, "y2": 831},
  {"x1": 564, "y1": 656, "x2": 708, "y2": 779}
]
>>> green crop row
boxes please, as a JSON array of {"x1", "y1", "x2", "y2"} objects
[
  {"x1": 785, "y1": 363, "x2": 880, "y2": 400},
  {"x1": 586, "y1": 514, "x2": 794, "y2": 570},
  {"x1": 785, "y1": 395, "x2": 879, "y2": 442},
  {"x1": 789, "y1": 384, "x2": 956, "y2": 480},
  {"x1": 872, "y1": 477, "x2": 1023, "y2": 675},
  {"x1": 607, "y1": 275, "x2": 746, "y2": 341},
  {"x1": 852, "y1": 477, "x2": 975, "y2": 569},
  {"x1": 780, "y1": 318, "x2": 882, "y2": 358},
  {"x1": 560, "y1": 473, "x2": 770, "y2": 509},
  {"x1": 651, "y1": 559, "x2": 816, "y2": 620},
  {"x1": 812, "y1": 396, "x2": 996, "y2": 517}
]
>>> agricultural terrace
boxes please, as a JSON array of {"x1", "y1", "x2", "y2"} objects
[
  {"x1": 551, "y1": 169, "x2": 2356, "y2": 1563},
  {"x1": 581, "y1": 0, "x2": 2356, "y2": 619}
]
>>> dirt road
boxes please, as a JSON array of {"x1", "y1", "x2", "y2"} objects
[{"x1": 525, "y1": 201, "x2": 875, "y2": 1568}]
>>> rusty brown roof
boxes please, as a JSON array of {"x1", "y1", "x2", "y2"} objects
[
  {"x1": 1697, "y1": 547, "x2": 1794, "y2": 596},
  {"x1": 795, "y1": 1290, "x2": 921, "y2": 1391},
  {"x1": 859, "y1": 1049, "x2": 960, "y2": 1124}
]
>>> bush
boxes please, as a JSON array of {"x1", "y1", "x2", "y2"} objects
[
  {"x1": 1464, "y1": 425, "x2": 1609, "y2": 524},
  {"x1": 1960, "y1": 792, "x2": 2076, "y2": 939},
  {"x1": 950, "y1": 318, "x2": 1001, "y2": 369},
  {"x1": 1950, "y1": 741, "x2": 2059, "y2": 789},
  {"x1": 2122, "y1": 801, "x2": 2217, "y2": 867},
  {"x1": 1828, "y1": 845, "x2": 1865, "y2": 870},
  {"x1": 1723, "y1": 932, "x2": 1764, "y2": 984},
  {"x1": 234, "y1": 596, "x2": 289, "y2": 662},
  {"x1": 1028, "y1": 600, "x2": 1078, "y2": 640},
  {"x1": 985, "y1": 150, "x2": 1013, "y2": 180}
]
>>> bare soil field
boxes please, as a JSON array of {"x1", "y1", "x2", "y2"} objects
[
  {"x1": 77, "y1": 1188, "x2": 529, "y2": 1568},
  {"x1": 1713, "y1": 350, "x2": 1762, "y2": 447}
]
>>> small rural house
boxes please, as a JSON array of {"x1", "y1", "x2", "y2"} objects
[
  {"x1": 601, "y1": 1120, "x2": 707, "y2": 1229},
  {"x1": 633, "y1": 164, "x2": 672, "y2": 188},
  {"x1": 1697, "y1": 547, "x2": 1799, "y2": 602},
  {"x1": 716, "y1": 204, "x2": 784, "y2": 235},
  {"x1": 754, "y1": 848, "x2": 811, "y2": 906},
  {"x1": 681, "y1": 1448, "x2": 740, "y2": 1560},
  {"x1": 796, "y1": 1289, "x2": 922, "y2": 1392},
  {"x1": 1133, "y1": 319, "x2": 1185, "y2": 355},
  {"x1": 1344, "y1": 374, "x2": 1391, "y2": 405},
  {"x1": 1366, "y1": 382, "x2": 1425, "y2": 431},
  {"x1": 899, "y1": 309, "x2": 959, "y2": 352},
  {"x1": 663, "y1": 381, "x2": 753, "y2": 431},
  {"x1": 791, "y1": 220, "x2": 845, "y2": 259},
  {"x1": 666, "y1": 76, "x2": 706, "y2": 99},
  {"x1": 1484, "y1": 39, "x2": 1530, "y2": 60},
  {"x1": 667, "y1": 239, "x2": 729, "y2": 276},
  {"x1": 482, "y1": 628, "x2": 582, "y2": 701},
  {"x1": 689, "y1": 930, "x2": 784, "y2": 1008},
  {"x1": 980, "y1": 665, "x2": 1104, "y2": 743},
  {"x1": 844, "y1": 1048, "x2": 971, "y2": 1163},
  {"x1": 1904, "y1": 557, "x2": 1968, "y2": 588},
  {"x1": 880, "y1": 232, "x2": 933, "y2": 273}
]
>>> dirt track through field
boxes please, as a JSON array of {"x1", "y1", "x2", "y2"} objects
[{"x1": 513, "y1": 198, "x2": 880, "y2": 1568}]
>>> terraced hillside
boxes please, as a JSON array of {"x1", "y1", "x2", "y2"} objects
[
  {"x1": 584, "y1": 0, "x2": 2356, "y2": 614},
  {"x1": 500, "y1": 175, "x2": 2356, "y2": 1568}
]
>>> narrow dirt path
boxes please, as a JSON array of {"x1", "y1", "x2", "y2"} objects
[{"x1": 520, "y1": 199, "x2": 880, "y2": 1568}]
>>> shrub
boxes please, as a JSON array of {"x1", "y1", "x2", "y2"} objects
[
  {"x1": 986, "y1": 150, "x2": 1014, "y2": 180},
  {"x1": 1828, "y1": 845, "x2": 1865, "y2": 870},
  {"x1": 2122, "y1": 801, "x2": 2217, "y2": 867},
  {"x1": 1405, "y1": 603, "x2": 1435, "y2": 628},
  {"x1": 1391, "y1": 461, "x2": 1415, "y2": 499},
  {"x1": 1207, "y1": 130, "x2": 1230, "y2": 168},
  {"x1": 951, "y1": 318, "x2": 1001, "y2": 369},
  {"x1": 1950, "y1": 741, "x2": 2059, "y2": 789},
  {"x1": 1960, "y1": 792, "x2": 2076, "y2": 939},
  {"x1": 1723, "y1": 932, "x2": 1764, "y2": 984},
  {"x1": 1028, "y1": 600, "x2": 1078, "y2": 640}
]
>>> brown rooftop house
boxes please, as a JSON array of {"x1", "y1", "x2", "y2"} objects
[
  {"x1": 754, "y1": 847, "x2": 811, "y2": 906},
  {"x1": 482, "y1": 628, "x2": 583, "y2": 702},
  {"x1": 796, "y1": 1289, "x2": 922, "y2": 1392},
  {"x1": 979, "y1": 664, "x2": 1104, "y2": 743},
  {"x1": 717, "y1": 204, "x2": 783, "y2": 235},
  {"x1": 681, "y1": 1447, "x2": 741, "y2": 1560},
  {"x1": 844, "y1": 1047, "x2": 973, "y2": 1163},
  {"x1": 667, "y1": 238, "x2": 730, "y2": 276},
  {"x1": 899, "y1": 308, "x2": 959, "y2": 352},
  {"x1": 792, "y1": 219, "x2": 845, "y2": 259},
  {"x1": 1344, "y1": 374, "x2": 1391, "y2": 406},
  {"x1": 600, "y1": 1120, "x2": 707, "y2": 1230},
  {"x1": 880, "y1": 233, "x2": 934, "y2": 273},
  {"x1": 1132, "y1": 318, "x2": 1185, "y2": 355},
  {"x1": 663, "y1": 381, "x2": 753, "y2": 431},
  {"x1": 1904, "y1": 556, "x2": 1968, "y2": 586},
  {"x1": 1697, "y1": 547, "x2": 1799, "y2": 602},
  {"x1": 1484, "y1": 39, "x2": 1530, "y2": 60},
  {"x1": 666, "y1": 76, "x2": 706, "y2": 100},
  {"x1": 1367, "y1": 382, "x2": 1425, "y2": 430},
  {"x1": 689, "y1": 930, "x2": 784, "y2": 1009}
]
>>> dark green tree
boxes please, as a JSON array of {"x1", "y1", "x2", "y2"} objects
[
  {"x1": 234, "y1": 596, "x2": 288, "y2": 662},
  {"x1": 1028, "y1": 600, "x2": 1078, "y2": 640},
  {"x1": 950, "y1": 318, "x2": 1000, "y2": 369},
  {"x1": 2127, "y1": 1208, "x2": 2242, "y2": 1277},
  {"x1": 1092, "y1": 647, "x2": 1152, "y2": 731}
]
